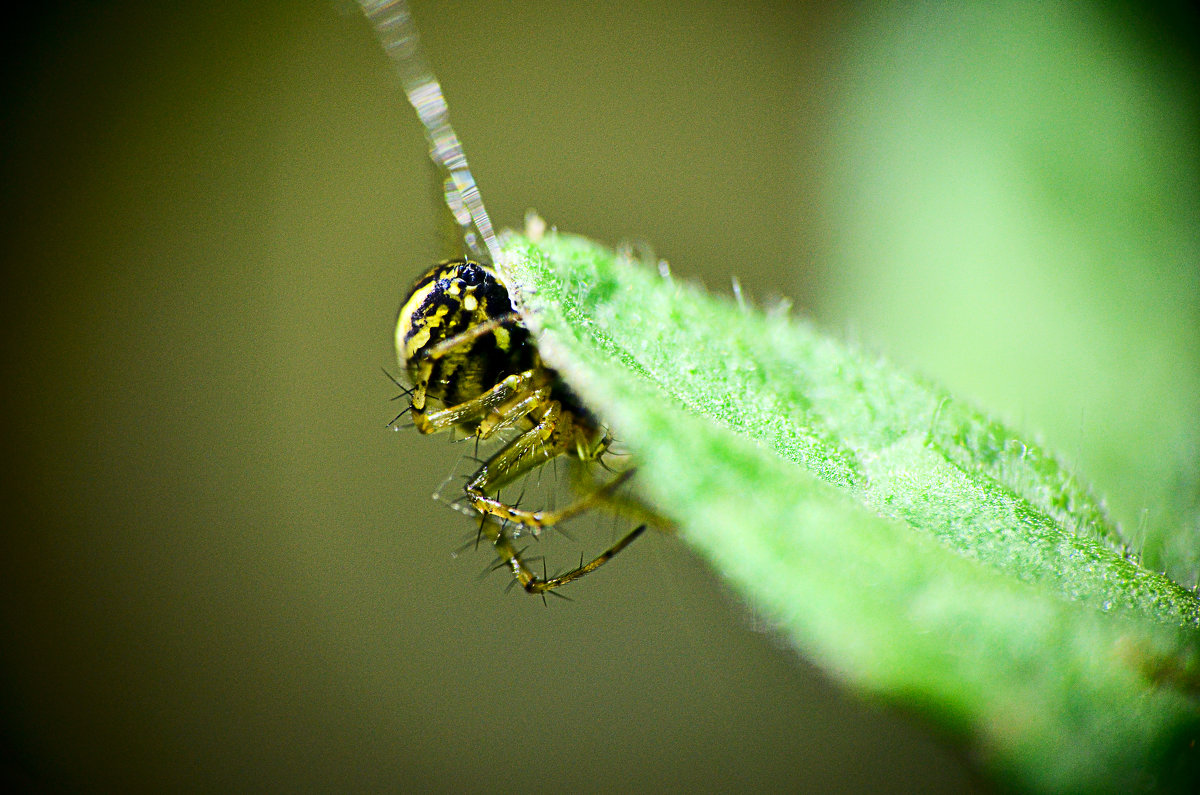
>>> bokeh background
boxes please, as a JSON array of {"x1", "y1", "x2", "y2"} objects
[{"x1": 2, "y1": 1, "x2": 1196, "y2": 791}]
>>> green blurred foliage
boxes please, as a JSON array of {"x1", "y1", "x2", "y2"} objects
[{"x1": 815, "y1": 1, "x2": 1200, "y2": 586}]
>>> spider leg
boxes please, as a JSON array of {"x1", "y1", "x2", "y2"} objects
[
  {"x1": 409, "y1": 369, "x2": 540, "y2": 435},
  {"x1": 465, "y1": 403, "x2": 637, "y2": 533},
  {"x1": 483, "y1": 517, "x2": 646, "y2": 594}
]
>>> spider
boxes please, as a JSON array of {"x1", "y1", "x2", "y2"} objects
[{"x1": 394, "y1": 258, "x2": 645, "y2": 595}]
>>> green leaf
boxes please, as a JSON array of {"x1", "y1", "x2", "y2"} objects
[{"x1": 500, "y1": 230, "x2": 1200, "y2": 794}]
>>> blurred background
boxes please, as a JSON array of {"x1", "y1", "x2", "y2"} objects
[{"x1": 2, "y1": 0, "x2": 1196, "y2": 791}]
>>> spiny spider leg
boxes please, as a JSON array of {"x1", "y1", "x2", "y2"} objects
[
  {"x1": 482, "y1": 516, "x2": 646, "y2": 594},
  {"x1": 466, "y1": 409, "x2": 637, "y2": 533},
  {"x1": 411, "y1": 370, "x2": 540, "y2": 435}
]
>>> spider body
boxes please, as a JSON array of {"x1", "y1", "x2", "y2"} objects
[
  {"x1": 395, "y1": 259, "x2": 643, "y2": 594},
  {"x1": 397, "y1": 260, "x2": 592, "y2": 437}
]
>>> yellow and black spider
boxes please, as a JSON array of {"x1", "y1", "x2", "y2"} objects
[{"x1": 394, "y1": 258, "x2": 644, "y2": 595}]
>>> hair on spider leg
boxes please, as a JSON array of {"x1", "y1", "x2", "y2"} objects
[
  {"x1": 383, "y1": 398, "x2": 418, "y2": 430},
  {"x1": 509, "y1": 484, "x2": 530, "y2": 511},
  {"x1": 456, "y1": 454, "x2": 489, "y2": 467},
  {"x1": 474, "y1": 512, "x2": 487, "y2": 551},
  {"x1": 451, "y1": 515, "x2": 494, "y2": 556},
  {"x1": 545, "y1": 588, "x2": 570, "y2": 603},
  {"x1": 539, "y1": 559, "x2": 553, "y2": 607},
  {"x1": 479, "y1": 545, "x2": 524, "y2": 580},
  {"x1": 539, "y1": 560, "x2": 574, "y2": 604},
  {"x1": 600, "y1": 440, "x2": 634, "y2": 461},
  {"x1": 595, "y1": 455, "x2": 620, "y2": 474},
  {"x1": 385, "y1": 405, "x2": 415, "y2": 429},
  {"x1": 381, "y1": 367, "x2": 416, "y2": 399},
  {"x1": 482, "y1": 546, "x2": 542, "y2": 579}
]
